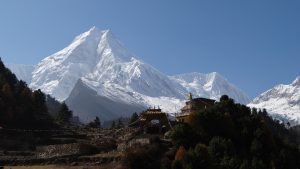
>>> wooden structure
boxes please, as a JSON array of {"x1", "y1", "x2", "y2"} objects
[
  {"x1": 139, "y1": 108, "x2": 171, "y2": 133},
  {"x1": 176, "y1": 93, "x2": 215, "y2": 123}
]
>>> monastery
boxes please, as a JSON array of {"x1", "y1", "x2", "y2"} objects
[{"x1": 176, "y1": 93, "x2": 215, "y2": 123}]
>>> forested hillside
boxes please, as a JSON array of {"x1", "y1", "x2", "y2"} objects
[
  {"x1": 169, "y1": 95, "x2": 300, "y2": 169},
  {"x1": 0, "y1": 58, "x2": 71, "y2": 129}
]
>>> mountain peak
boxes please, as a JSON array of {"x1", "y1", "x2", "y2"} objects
[
  {"x1": 249, "y1": 76, "x2": 300, "y2": 125},
  {"x1": 87, "y1": 26, "x2": 109, "y2": 34},
  {"x1": 24, "y1": 27, "x2": 251, "y2": 121},
  {"x1": 97, "y1": 29, "x2": 133, "y2": 62},
  {"x1": 100, "y1": 28, "x2": 115, "y2": 42},
  {"x1": 292, "y1": 76, "x2": 300, "y2": 85},
  {"x1": 71, "y1": 27, "x2": 113, "y2": 46},
  {"x1": 208, "y1": 72, "x2": 223, "y2": 80},
  {"x1": 88, "y1": 26, "x2": 98, "y2": 32},
  {"x1": 102, "y1": 28, "x2": 112, "y2": 34},
  {"x1": 171, "y1": 72, "x2": 250, "y2": 104},
  {"x1": 210, "y1": 71, "x2": 219, "y2": 76}
]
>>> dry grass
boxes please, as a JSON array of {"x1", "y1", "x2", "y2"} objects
[
  {"x1": 80, "y1": 151, "x2": 123, "y2": 158},
  {"x1": 4, "y1": 165, "x2": 100, "y2": 169},
  {"x1": 3, "y1": 162, "x2": 123, "y2": 169}
]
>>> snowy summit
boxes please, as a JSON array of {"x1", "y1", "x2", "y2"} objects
[
  {"x1": 248, "y1": 77, "x2": 300, "y2": 125},
  {"x1": 8, "y1": 27, "x2": 250, "y2": 121}
]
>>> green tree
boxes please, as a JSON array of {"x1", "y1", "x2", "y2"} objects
[
  {"x1": 0, "y1": 58, "x2": 54, "y2": 129},
  {"x1": 32, "y1": 89, "x2": 49, "y2": 122},
  {"x1": 123, "y1": 143, "x2": 162, "y2": 169},
  {"x1": 117, "y1": 118, "x2": 124, "y2": 129},
  {"x1": 88, "y1": 116, "x2": 101, "y2": 128},
  {"x1": 111, "y1": 120, "x2": 116, "y2": 129},
  {"x1": 239, "y1": 160, "x2": 250, "y2": 169},
  {"x1": 56, "y1": 102, "x2": 73, "y2": 124},
  {"x1": 170, "y1": 95, "x2": 300, "y2": 169},
  {"x1": 251, "y1": 157, "x2": 267, "y2": 169},
  {"x1": 171, "y1": 123, "x2": 197, "y2": 148},
  {"x1": 129, "y1": 112, "x2": 139, "y2": 126},
  {"x1": 209, "y1": 136, "x2": 235, "y2": 163},
  {"x1": 193, "y1": 143, "x2": 212, "y2": 168},
  {"x1": 94, "y1": 116, "x2": 101, "y2": 128},
  {"x1": 172, "y1": 160, "x2": 183, "y2": 169}
]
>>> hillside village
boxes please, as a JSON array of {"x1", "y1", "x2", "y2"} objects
[
  {"x1": 2, "y1": 1, "x2": 300, "y2": 168},
  {"x1": 1, "y1": 88, "x2": 299, "y2": 169},
  {"x1": 0, "y1": 46, "x2": 299, "y2": 168},
  {"x1": 0, "y1": 91, "x2": 210, "y2": 167}
]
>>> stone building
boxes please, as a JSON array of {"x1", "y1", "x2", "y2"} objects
[
  {"x1": 176, "y1": 93, "x2": 215, "y2": 123},
  {"x1": 139, "y1": 107, "x2": 171, "y2": 133}
]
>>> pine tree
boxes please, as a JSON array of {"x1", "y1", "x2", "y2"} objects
[
  {"x1": 117, "y1": 118, "x2": 124, "y2": 129},
  {"x1": 129, "y1": 112, "x2": 139, "y2": 126},
  {"x1": 88, "y1": 116, "x2": 101, "y2": 128},
  {"x1": 111, "y1": 120, "x2": 116, "y2": 129},
  {"x1": 0, "y1": 57, "x2": 54, "y2": 129},
  {"x1": 94, "y1": 116, "x2": 101, "y2": 128},
  {"x1": 56, "y1": 102, "x2": 73, "y2": 125}
]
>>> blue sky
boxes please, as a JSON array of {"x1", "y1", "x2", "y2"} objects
[{"x1": 0, "y1": 0, "x2": 299, "y2": 98}]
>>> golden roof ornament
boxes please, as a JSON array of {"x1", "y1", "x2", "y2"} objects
[{"x1": 188, "y1": 93, "x2": 193, "y2": 101}]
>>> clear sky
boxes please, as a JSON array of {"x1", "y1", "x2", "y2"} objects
[{"x1": 0, "y1": 0, "x2": 299, "y2": 99}]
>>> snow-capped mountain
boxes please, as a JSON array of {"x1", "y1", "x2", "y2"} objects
[
  {"x1": 5, "y1": 64, "x2": 34, "y2": 84},
  {"x1": 30, "y1": 27, "x2": 104, "y2": 101},
  {"x1": 8, "y1": 27, "x2": 250, "y2": 122},
  {"x1": 171, "y1": 72, "x2": 250, "y2": 104},
  {"x1": 248, "y1": 77, "x2": 300, "y2": 125}
]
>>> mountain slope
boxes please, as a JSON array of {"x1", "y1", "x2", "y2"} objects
[
  {"x1": 30, "y1": 27, "x2": 103, "y2": 101},
  {"x1": 79, "y1": 29, "x2": 187, "y2": 103},
  {"x1": 5, "y1": 64, "x2": 34, "y2": 84},
  {"x1": 171, "y1": 72, "x2": 250, "y2": 104},
  {"x1": 248, "y1": 77, "x2": 300, "y2": 125},
  {"x1": 65, "y1": 80, "x2": 146, "y2": 121},
  {"x1": 0, "y1": 59, "x2": 54, "y2": 129},
  {"x1": 23, "y1": 27, "x2": 250, "y2": 122}
]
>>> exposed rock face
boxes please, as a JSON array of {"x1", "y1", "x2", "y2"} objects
[{"x1": 65, "y1": 80, "x2": 146, "y2": 121}]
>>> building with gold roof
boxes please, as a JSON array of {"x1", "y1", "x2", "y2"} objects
[{"x1": 176, "y1": 93, "x2": 215, "y2": 123}]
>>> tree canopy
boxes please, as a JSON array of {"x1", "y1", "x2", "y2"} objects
[
  {"x1": 170, "y1": 95, "x2": 300, "y2": 169},
  {"x1": 55, "y1": 102, "x2": 73, "y2": 125},
  {"x1": 88, "y1": 116, "x2": 101, "y2": 128},
  {"x1": 0, "y1": 58, "x2": 53, "y2": 129}
]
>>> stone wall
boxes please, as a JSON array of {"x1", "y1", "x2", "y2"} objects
[
  {"x1": 36, "y1": 143, "x2": 94, "y2": 158},
  {"x1": 117, "y1": 138, "x2": 150, "y2": 151}
]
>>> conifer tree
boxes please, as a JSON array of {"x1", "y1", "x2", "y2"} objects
[
  {"x1": 56, "y1": 102, "x2": 73, "y2": 124},
  {"x1": 111, "y1": 120, "x2": 116, "y2": 129},
  {"x1": 117, "y1": 118, "x2": 124, "y2": 129},
  {"x1": 88, "y1": 116, "x2": 101, "y2": 128},
  {"x1": 0, "y1": 57, "x2": 53, "y2": 129},
  {"x1": 129, "y1": 112, "x2": 139, "y2": 126},
  {"x1": 94, "y1": 116, "x2": 101, "y2": 128}
]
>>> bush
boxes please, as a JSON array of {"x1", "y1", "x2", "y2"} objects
[
  {"x1": 172, "y1": 160, "x2": 183, "y2": 169},
  {"x1": 123, "y1": 143, "x2": 162, "y2": 169},
  {"x1": 170, "y1": 123, "x2": 197, "y2": 148}
]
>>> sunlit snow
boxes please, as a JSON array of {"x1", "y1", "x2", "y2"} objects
[{"x1": 8, "y1": 27, "x2": 251, "y2": 119}]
